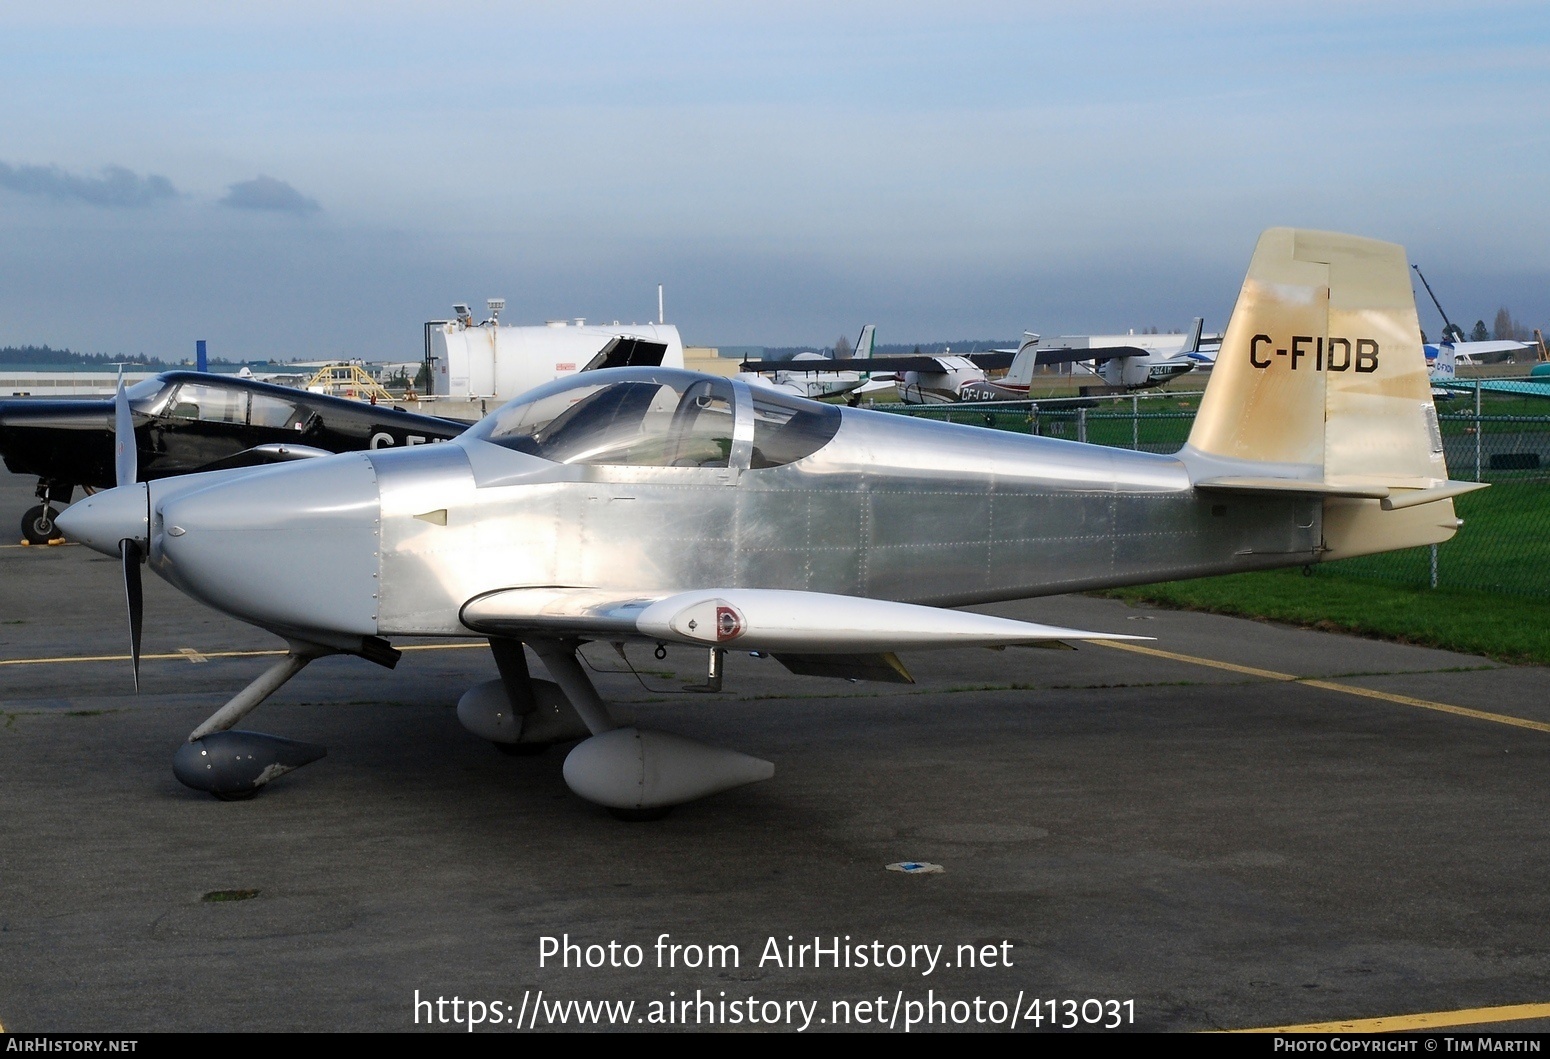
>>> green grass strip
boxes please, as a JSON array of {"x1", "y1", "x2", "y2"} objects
[{"x1": 1102, "y1": 569, "x2": 1550, "y2": 666}]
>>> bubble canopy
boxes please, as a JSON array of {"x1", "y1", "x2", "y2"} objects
[{"x1": 464, "y1": 368, "x2": 841, "y2": 470}]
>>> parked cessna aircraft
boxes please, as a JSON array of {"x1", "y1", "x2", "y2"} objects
[
  {"x1": 59, "y1": 229, "x2": 1483, "y2": 818},
  {"x1": 0, "y1": 371, "x2": 467, "y2": 543},
  {"x1": 740, "y1": 324, "x2": 1208, "y2": 405},
  {"x1": 951, "y1": 320, "x2": 1210, "y2": 401},
  {"x1": 742, "y1": 325, "x2": 890, "y2": 401},
  {"x1": 1040, "y1": 317, "x2": 1211, "y2": 389}
]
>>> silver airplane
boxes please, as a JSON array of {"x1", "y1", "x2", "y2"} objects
[{"x1": 59, "y1": 228, "x2": 1485, "y2": 817}]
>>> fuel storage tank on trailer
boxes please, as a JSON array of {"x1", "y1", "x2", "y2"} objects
[{"x1": 426, "y1": 317, "x2": 685, "y2": 401}]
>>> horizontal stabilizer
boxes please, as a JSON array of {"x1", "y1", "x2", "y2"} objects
[
  {"x1": 1195, "y1": 476, "x2": 1391, "y2": 499},
  {"x1": 460, "y1": 587, "x2": 1150, "y2": 653},
  {"x1": 1380, "y1": 480, "x2": 1489, "y2": 510},
  {"x1": 1196, "y1": 476, "x2": 1488, "y2": 509}
]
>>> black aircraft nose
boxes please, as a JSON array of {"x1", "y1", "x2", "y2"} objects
[{"x1": 0, "y1": 398, "x2": 116, "y2": 483}]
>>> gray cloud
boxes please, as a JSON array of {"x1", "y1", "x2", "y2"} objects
[
  {"x1": 219, "y1": 175, "x2": 320, "y2": 214},
  {"x1": 0, "y1": 162, "x2": 177, "y2": 207}
]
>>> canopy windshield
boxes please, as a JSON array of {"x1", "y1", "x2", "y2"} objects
[
  {"x1": 468, "y1": 369, "x2": 735, "y2": 468},
  {"x1": 467, "y1": 368, "x2": 841, "y2": 469}
]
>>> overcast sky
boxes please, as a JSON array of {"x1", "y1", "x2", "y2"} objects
[{"x1": 0, "y1": 1, "x2": 1545, "y2": 360}]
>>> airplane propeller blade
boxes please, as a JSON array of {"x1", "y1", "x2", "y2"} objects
[
  {"x1": 113, "y1": 373, "x2": 137, "y2": 487},
  {"x1": 121, "y1": 538, "x2": 144, "y2": 691}
]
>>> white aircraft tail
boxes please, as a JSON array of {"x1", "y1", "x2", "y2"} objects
[
  {"x1": 1431, "y1": 344, "x2": 1456, "y2": 381},
  {"x1": 1001, "y1": 334, "x2": 1043, "y2": 388},
  {"x1": 1181, "y1": 317, "x2": 1204, "y2": 355},
  {"x1": 1183, "y1": 228, "x2": 1482, "y2": 559},
  {"x1": 853, "y1": 324, "x2": 876, "y2": 361}
]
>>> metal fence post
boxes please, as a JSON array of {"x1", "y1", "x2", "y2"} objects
[
  {"x1": 1132, "y1": 396, "x2": 1139, "y2": 449},
  {"x1": 1430, "y1": 544, "x2": 1439, "y2": 589},
  {"x1": 1475, "y1": 380, "x2": 1483, "y2": 482},
  {"x1": 1078, "y1": 408, "x2": 1087, "y2": 444}
]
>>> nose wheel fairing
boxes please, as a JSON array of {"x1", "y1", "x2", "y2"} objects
[
  {"x1": 170, "y1": 643, "x2": 339, "y2": 799},
  {"x1": 173, "y1": 731, "x2": 327, "y2": 799}
]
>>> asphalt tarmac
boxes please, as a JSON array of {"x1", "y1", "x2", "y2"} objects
[{"x1": 4, "y1": 466, "x2": 1550, "y2": 1034}]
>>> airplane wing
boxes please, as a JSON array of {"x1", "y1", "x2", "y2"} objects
[
  {"x1": 459, "y1": 586, "x2": 1149, "y2": 654},
  {"x1": 1436, "y1": 378, "x2": 1550, "y2": 399},
  {"x1": 1448, "y1": 340, "x2": 1529, "y2": 361},
  {"x1": 740, "y1": 355, "x2": 956, "y2": 374},
  {"x1": 738, "y1": 346, "x2": 1150, "y2": 376},
  {"x1": 1017, "y1": 344, "x2": 1153, "y2": 365}
]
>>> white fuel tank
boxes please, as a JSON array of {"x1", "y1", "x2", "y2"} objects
[{"x1": 429, "y1": 319, "x2": 685, "y2": 400}]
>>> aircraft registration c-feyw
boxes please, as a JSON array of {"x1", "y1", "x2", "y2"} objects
[{"x1": 59, "y1": 228, "x2": 1485, "y2": 817}]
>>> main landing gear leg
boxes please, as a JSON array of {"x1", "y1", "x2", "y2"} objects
[
  {"x1": 172, "y1": 642, "x2": 333, "y2": 800},
  {"x1": 526, "y1": 638, "x2": 774, "y2": 821},
  {"x1": 455, "y1": 638, "x2": 594, "y2": 755},
  {"x1": 488, "y1": 638, "x2": 547, "y2": 756}
]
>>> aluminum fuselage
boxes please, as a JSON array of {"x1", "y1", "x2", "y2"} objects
[{"x1": 361, "y1": 403, "x2": 1318, "y2": 637}]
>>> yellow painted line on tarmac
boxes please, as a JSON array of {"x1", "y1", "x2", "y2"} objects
[
  {"x1": 1099, "y1": 640, "x2": 1297, "y2": 683},
  {"x1": 1299, "y1": 678, "x2": 1550, "y2": 734},
  {"x1": 0, "y1": 641, "x2": 486, "y2": 668},
  {"x1": 0, "y1": 648, "x2": 282, "y2": 667},
  {"x1": 1096, "y1": 640, "x2": 1550, "y2": 735},
  {"x1": 1233, "y1": 1000, "x2": 1550, "y2": 1033}
]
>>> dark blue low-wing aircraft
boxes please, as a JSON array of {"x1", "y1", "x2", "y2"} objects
[{"x1": 0, "y1": 371, "x2": 467, "y2": 542}]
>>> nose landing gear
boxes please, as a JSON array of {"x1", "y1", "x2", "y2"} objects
[
  {"x1": 21, "y1": 481, "x2": 74, "y2": 544},
  {"x1": 21, "y1": 504, "x2": 61, "y2": 545}
]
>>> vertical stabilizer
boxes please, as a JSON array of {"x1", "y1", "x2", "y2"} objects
[
  {"x1": 1182, "y1": 317, "x2": 1204, "y2": 355},
  {"x1": 1431, "y1": 344, "x2": 1456, "y2": 383},
  {"x1": 1187, "y1": 228, "x2": 1442, "y2": 487},
  {"x1": 854, "y1": 324, "x2": 876, "y2": 361},
  {"x1": 1183, "y1": 228, "x2": 1475, "y2": 559}
]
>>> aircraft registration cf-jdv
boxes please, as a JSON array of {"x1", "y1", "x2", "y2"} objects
[{"x1": 59, "y1": 229, "x2": 1484, "y2": 817}]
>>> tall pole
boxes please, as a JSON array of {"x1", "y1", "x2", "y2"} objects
[
  {"x1": 1475, "y1": 380, "x2": 1483, "y2": 482},
  {"x1": 658, "y1": 284, "x2": 664, "y2": 325},
  {"x1": 1413, "y1": 264, "x2": 1460, "y2": 342}
]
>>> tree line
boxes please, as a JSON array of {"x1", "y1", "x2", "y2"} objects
[
  {"x1": 1426, "y1": 307, "x2": 1539, "y2": 346},
  {"x1": 0, "y1": 345, "x2": 171, "y2": 366}
]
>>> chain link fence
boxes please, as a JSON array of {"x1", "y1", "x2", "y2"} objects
[{"x1": 877, "y1": 384, "x2": 1550, "y2": 597}]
